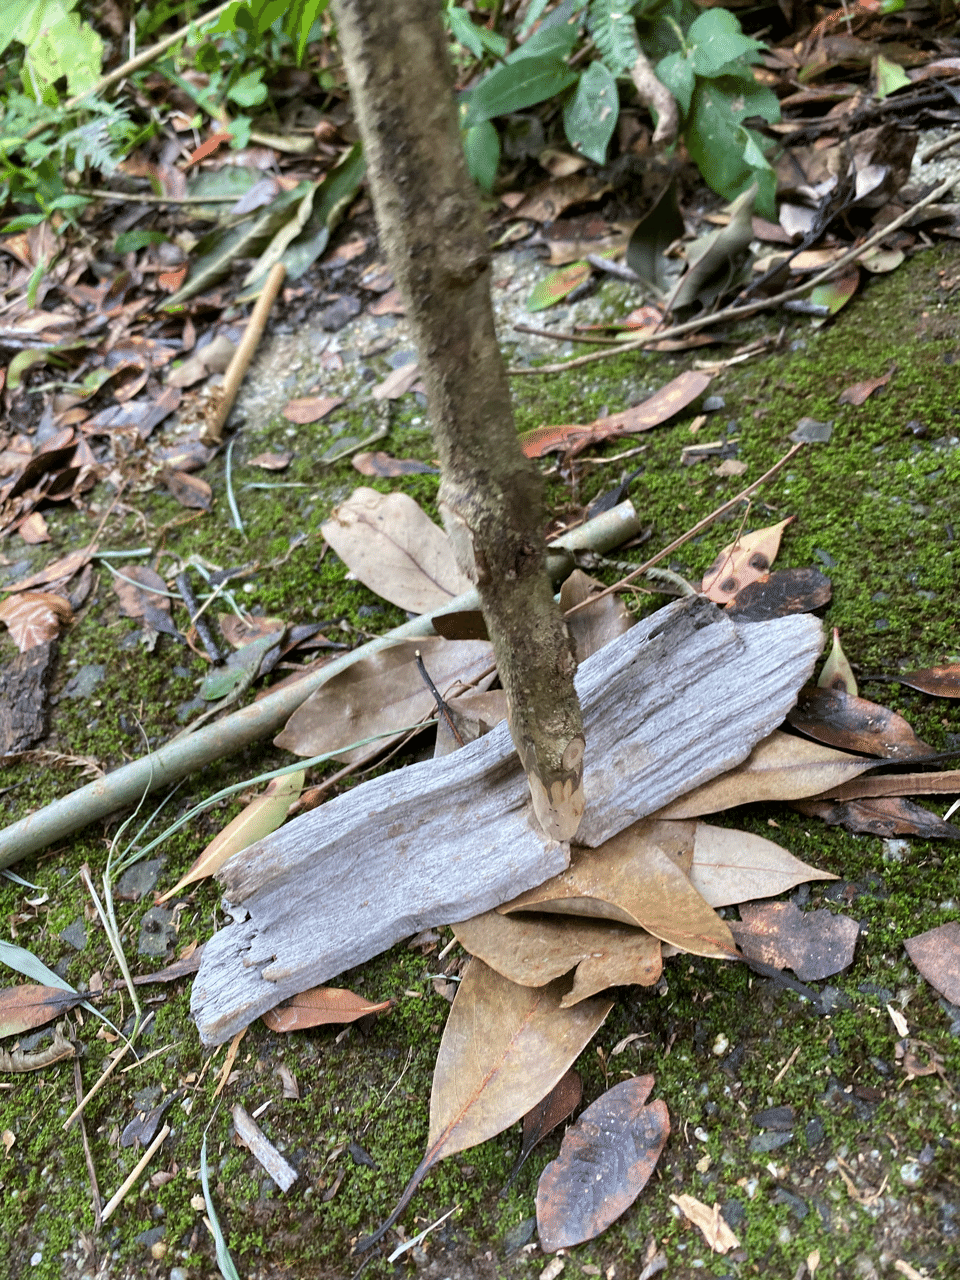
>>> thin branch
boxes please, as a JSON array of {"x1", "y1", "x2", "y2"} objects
[{"x1": 205, "y1": 261, "x2": 287, "y2": 444}]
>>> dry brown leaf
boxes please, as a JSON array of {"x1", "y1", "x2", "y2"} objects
[
  {"x1": 452, "y1": 909, "x2": 661, "y2": 1005},
  {"x1": 559, "y1": 569, "x2": 634, "y2": 662},
  {"x1": 502, "y1": 1070, "x2": 581, "y2": 1192},
  {"x1": 167, "y1": 333, "x2": 236, "y2": 387},
  {"x1": 17, "y1": 511, "x2": 50, "y2": 544},
  {"x1": 361, "y1": 959, "x2": 612, "y2": 1250},
  {"x1": 701, "y1": 517, "x2": 794, "y2": 604},
  {"x1": 670, "y1": 1194, "x2": 740, "y2": 1253},
  {"x1": 0, "y1": 983, "x2": 83, "y2": 1037},
  {"x1": 249, "y1": 450, "x2": 292, "y2": 470},
  {"x1": 434, "y1": 688, "x2": 507, "y2": 757},
  {"x1": 652, "y1": 729, "x2": 876, "y2": 818},
  {"x1": 281, "y1": 395, "x2": 345, "y2": 424},
  {"x1": 371, "y1": 361, "x2": 420, "y2": 400},
  {"x1": 804, "y1": 769, "x2": 960, "y2": 802},
  {"x1": 321, "y1": 487, "x2": 471, "y2": 614},
  {"x1": 689, "y1": 822, "x2": 838, "y2": 907},
  {"x1": 787, "y1": 685, "x2": 935, "y2": 759},
  {"x1": 4, "y1": 549, "x2": 89, "y2": 593},
  {"x1": 733, "y1": 901, "x2": 859, "y2": 980},
  {"x1": 501, "y1": 821, "x2": 736, "y2": 960},
  {"x1": 157, "y1": 770, "x2": 304, "y2": 903},
  {"x1": 163, "y1": 469, "x2": 212, "y2": 510},
  {"x1": 261, "y1": 985, "x2": 393, "y2": 1032},
  {"x1": 0, "y1": 590, "x2": 72, "y2": 651},
  {"x1": 276, "y1": 636, "x2": 493, "y2": 764},
  {"x1": 726, "y1": 567, "x2": 831, "y2": 619},
  {"x1": 904, "y1": 923, "x2": 960, "y2": 1005},
  {"x1": 793, "y1": 795, "x2": 960, "y2": 839},
  {"x1": 537, "y1": 1076, "x2": 670, "y2": 1252},
  {"x1": 893, "y1": 665, "x2": 960, "y2": 699}
]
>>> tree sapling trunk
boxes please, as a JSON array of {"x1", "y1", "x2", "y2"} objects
[{"x1": 331, "y1": 0, "x2": 585, "y2": 839}]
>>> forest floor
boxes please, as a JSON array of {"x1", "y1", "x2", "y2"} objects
[{"x1": 2, "y1": 170, "x2": 960, "y2": 1280}]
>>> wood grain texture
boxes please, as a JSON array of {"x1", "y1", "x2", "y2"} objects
[{"x1": 192, "y1": 597, "x2": 822, "y2": 1044}]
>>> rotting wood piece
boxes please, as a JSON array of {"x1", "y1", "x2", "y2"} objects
[{"x1": 192, "y1": 597, "x2": 823, "y2": 1045}]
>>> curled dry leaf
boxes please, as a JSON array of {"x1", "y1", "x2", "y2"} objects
[
  {"x1": 111, "y1": 565, "x2": 179, "y2": 637},
  {"x1": 701, "y1": 517, "x2": 794, "y2": 604},
  {"x1": 275, "y1": 636, "x2": 493, "y2": 765},
  {"x1": 786, "y1": 685, "x2": 935, "y2": 759},
  {"x1": 157, "y1": 770, "x2": 304, "y2": 903},
  {"x1": 733, "y1": 901, "x2": 860, "y2": 981},
  {"x1": 792, "y1": 794, "x2": 960, "y2": 839},
  {"x1": 670, "y1": 1194, "x2": 740, "y2": 1254},
  {"x1": 537, "y1": 1076, "x2": 670, "y2": 1252},
  {"x1": 501, "y1": 821, "x2": 736, "y2": 960},
  {"x1": 0, "y1": 983, "x2": 83, "y2": 1038},
  {"x1": 452, "y1": 909, "x2": 661, "y2": 1005},
  {"x1": 904, "y1": 923, "x2": 960, "y2": 1006},
  {"x1": 0, "y1": 590, "x2": 72, "y2": 651},
  {"x1": 163, "y1": 469, "x2": 212, "y2": 510},
  {"x1": 807, "y1": 769, "x2": 960, "y2": 803},
  {"x1": 653, "y1": 729, "x2": 876, "y2": 818},
  {"x1": 358, "y1": 959, "x2": 612, "y2": 1251},
  {"x1": 321, "y1": 487, "x2": 471, "y2": 614},
  {"x1": 261, "y1": 985, "x2": 392, "y2": 1032}
]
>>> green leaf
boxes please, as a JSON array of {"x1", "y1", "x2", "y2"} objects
[
  {"x1": 527, "y1": 260, "x2": 592, "y2": 311},
  {"x1": 447, "y1": 6, "x2": 508, "y2": 59},
  {"x1": 588, "y1": 0, "x2": 640, "y2": 76},
  {"x1": 201, "y1": 1132, "x2": 242, "y2": 1280},
  {"x1": 654, "y1": 51, "x2": 695, "y2": 118},
  {"x1": 463, "y1": 120, "x2": 500, "y2": 192},
  {"x1": 626, "y1": 176, "x2": 684, "y2": 293},
  {"x1": 686, "y1": 9, "x2": 763, "y2": 78},
  {"x1": 115, "y1": 229, "x2": 167, "y2": 254},
  {"x1": 463, "y1": 54, "x2": 578, "y2": 126},
  {"x1": 278, "y1": 139, "x2": 365, "y2": 281},
  {"x1": 563, "y1": 61, "x2": 619, "y2": 164},
  {"x1": 685, "y1": 81, "x2": 776, "y2": 217},
  {"x1": 228, "y1": 68, "x2": 268, "y2": 108},
  {"x1": 875, "y1": 54, "x2": 910, "y2": 100},
  {"x1": 509, "y1": 3, "x2": 580, "y2": 62}
]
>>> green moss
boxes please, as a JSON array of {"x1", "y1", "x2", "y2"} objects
[{"x1": 4, "y1": 243, "x2": 960, "y2": 1277}]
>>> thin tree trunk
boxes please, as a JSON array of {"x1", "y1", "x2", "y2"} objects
[{"x1": 332, "y1": 0, "x2": 585, "y2": 839}]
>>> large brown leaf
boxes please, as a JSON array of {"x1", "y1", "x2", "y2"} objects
[
  {"x1": 786, "y1": 685, "x2": 934, "y2": 759},
  {"x1": 452, "y1": 909, "x2": 661, "y2": 1005},
  {"x1": 733, "y1": 902, "x2": 859, "y2": 981},
  {"x1": 274, "y1": 636, "x2": 493, "y2": 763},
  {"x1": 501, "y1": 821, "x2": 735, "y2": 959},
  {"x1": 0, "y1": 590, "x2": 72, "y2": 651},
  {"x1": 358, "y1": 960, "x2": 612, "y2": 1250},
  {"x1": 689, "y1": 822, "x2": 838, "y2": 907},
  {"x1": 320, "y1": 487, "x2": 470, "y2": 613},
  {"x1": 536, "y1": 1075, "x2": 670, "y2": 1252},
  {"x1": 793, "y1": 795, "x2": 960, "y2": 839},
  {"x1": 0, "y1": 983, "x2": 83, "y2": 1037},
  {"x1": 653, "y1": 729, "x2": 876, "y2": 818}
]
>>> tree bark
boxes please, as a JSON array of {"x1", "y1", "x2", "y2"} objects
[{"x1": 331, "y1": 0, "x2": 585, "y2": 840}]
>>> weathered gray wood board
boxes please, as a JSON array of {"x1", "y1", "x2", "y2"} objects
[{"x1": 192, "y1": 597, "x2": 823, "y2": 1044}]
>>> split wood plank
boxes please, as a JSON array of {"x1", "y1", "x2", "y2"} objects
[{"x1": 192, "y1": 596, "x2": 823, "y2": 1044}]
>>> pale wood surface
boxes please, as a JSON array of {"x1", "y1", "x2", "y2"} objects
[{"x1": 192, "y1": 597, "x2": 823, "y2": 1044}]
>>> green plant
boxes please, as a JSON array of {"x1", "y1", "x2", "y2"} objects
[{"x1": 454, "y1": 0, "x2": 780, "y2": 214}]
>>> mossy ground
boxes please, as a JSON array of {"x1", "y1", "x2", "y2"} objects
[{"x1": 1, "y1": 241, "x2": 959, "y2": 1280}]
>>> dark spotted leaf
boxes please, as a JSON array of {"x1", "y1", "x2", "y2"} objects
[{"x1": 536, "y1": 1075, "x2": 669, "y2": 1252}]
